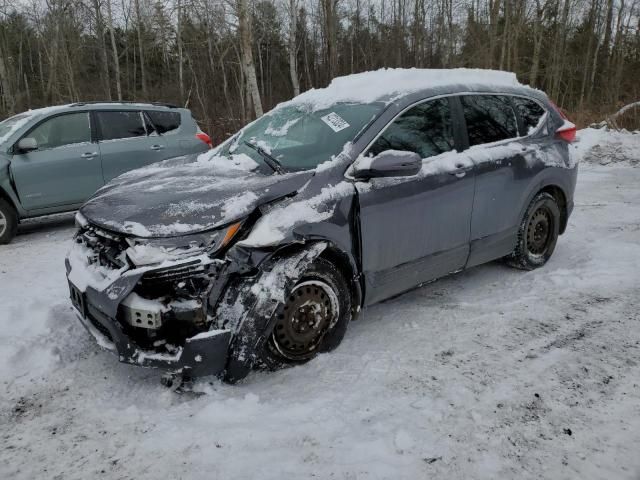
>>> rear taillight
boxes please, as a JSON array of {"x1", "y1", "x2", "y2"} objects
[
  {"x1": 196, "y1": 132, "x2": 213, "y2": 149},
  {"x1": 556, "y1": 121, "x2": 577, "y2": 143},
  {"x1": 550, "y1": 100, "x2": 576, "y2": 143}
]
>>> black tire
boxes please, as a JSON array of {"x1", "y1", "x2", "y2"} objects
[
  {"x1": 506, "y1": 192, "x2": 560, "y2": 270},
  {"x1": 0, "y1": 198, "x2": 18, "y2": 245},
  {"x1": 260, "y1": 257, "x2": 352, "y2": 370}
]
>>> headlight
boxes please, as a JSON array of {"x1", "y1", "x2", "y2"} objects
[{"x1": 125, "y1": 221, "x2": 243, "y2": 267}]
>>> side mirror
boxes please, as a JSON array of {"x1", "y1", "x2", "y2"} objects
[
  {"x1": 17, "y1": 137, "x2": 38, "y2": 153},
  {"x1": 353, "y1": 150, "x2": 422, "y2": 180}
]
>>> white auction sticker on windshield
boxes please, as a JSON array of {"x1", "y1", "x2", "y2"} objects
[{"x1": 320, "y1": 112, "x2": 350, "y2": 132}]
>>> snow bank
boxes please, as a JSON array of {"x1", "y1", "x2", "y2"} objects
[{"x1": 572, "y1": 128, "x2": 640, "y2": 166}]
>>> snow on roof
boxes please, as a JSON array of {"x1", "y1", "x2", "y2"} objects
[{"x1": 287, "y1": 68, "x2": 532, "y2": 111}]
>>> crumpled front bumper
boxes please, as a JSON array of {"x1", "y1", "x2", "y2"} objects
[{"x1": 66, "y1": 257, "x2": 232, "y2": 378}]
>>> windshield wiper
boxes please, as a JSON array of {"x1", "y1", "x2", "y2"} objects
[{"x1": 243, "y1": 141, "x2": 286, "y2": 174}]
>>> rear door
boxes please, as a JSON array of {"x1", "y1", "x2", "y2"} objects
[
  {"x1": 144, "y1": 110, "x2": 183, "y2": 158},
  {"x1": 95, "y1": 110, "x2": 170, "y2": 182},
  {"x1": 10, "y1": 111, "x2": 104, "y2": 210},
  {"x1": 355, "y1": 97, "x2": 476, "y2": 305},
  {"x1": 460, "y1": 94, "x2": 548, "y2": 267}
]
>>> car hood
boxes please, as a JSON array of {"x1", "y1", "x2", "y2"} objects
[{"x1": 80, "y1": 153, "x2": 314, "y2": 238}]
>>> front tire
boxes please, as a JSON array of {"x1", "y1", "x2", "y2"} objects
[
  {"x1": 260, "y1": 258, "x2": 352, "y2": 369},
  {"x1": 506, "y1": 192, "x2": 560, "y2": 270},
  {"x1": 0, "y1": 198, "x2": 18, "y2": 245}
]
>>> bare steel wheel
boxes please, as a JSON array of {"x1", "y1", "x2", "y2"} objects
[
  {"x1": 506, "y1": 191, "x2": 560, "y2": 270},
  {"x1": 527, "y1": 207, "x2": 553, "y2": 256},
  {"x1": 259, "y1": 257, "x2": 352, "y2": 370},
  {"x1": 270, "y1": 280, "x2": 340, "y2": 361}
]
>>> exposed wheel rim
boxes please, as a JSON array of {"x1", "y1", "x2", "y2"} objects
[
  {"x1": 527, "y1": 206, "x2": 553, "y2": 256},
  {"x1": 0, "y1": 209, "x2": 6, "y2": 237},
  {"x1": 270, "y1": 280, "x2": 339, "y2": 361}
]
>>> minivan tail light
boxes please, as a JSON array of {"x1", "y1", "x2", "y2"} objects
[{"x1": 196, "y1": 132, "x2": 212, "y2": 149}]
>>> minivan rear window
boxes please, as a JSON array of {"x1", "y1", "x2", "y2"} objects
[
  {"x1": 97, "y1": 111, "x2": 146, "y2": 141},
  {"x1": 461, "y1": 95, "x2": 518, "y2": 147},
  {"x1": 146, "y1": 111, "x2": 181, "y2": 134}
]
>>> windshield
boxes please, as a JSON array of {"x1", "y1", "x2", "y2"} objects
[
  {"x1": 0, "y1": 113, "x2": 31, "y2": 143},
  {"x1": 224, "y1": 102, "x2": 384, "y2": 172}
]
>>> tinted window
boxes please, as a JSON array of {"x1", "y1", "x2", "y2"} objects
[
  {"x1": 512, "y1": 97, "x2": 546, "y2": 135},
  {"x1": 146, "y1": 111, "x2": 181, "y2": 134},
  {"x1": 97, "y1": 111, "x2": 146, "y2": 141},
  {"x1": 461, "y1": 95, "x2": 518, "y2": 146},
  {"x1": 368, "y1": 98, "x2": 455, "y2": 158},
  {"x1": 27, "y1": 112, "x2": 91, "y2": 150}
]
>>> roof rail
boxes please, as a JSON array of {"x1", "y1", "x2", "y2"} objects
[{"x1": 70, "y1": 101, "x2": 179, "y2": 108}]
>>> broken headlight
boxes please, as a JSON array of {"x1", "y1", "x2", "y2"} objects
[{"x1": 125, "y1": 221, "x2": 243, "y2": 267}]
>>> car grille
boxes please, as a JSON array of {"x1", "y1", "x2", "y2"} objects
[
  {"x1": 79, "y1": 225, "x2": 129, "y2": 270},
  {"x1": 139, "y1": 260, "x2": 208, "y2": 288}
]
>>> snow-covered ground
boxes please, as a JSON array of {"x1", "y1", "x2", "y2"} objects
[{"x1": 1, "y1": 129, "x2": 639, "y2": 479}]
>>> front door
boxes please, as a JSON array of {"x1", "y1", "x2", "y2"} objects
[
  {"x1": 95, "y1": 110, "x2": 170, "y2": 182},
  {"x1": 355, "y1": 97, "x2": 476, "y2": 305},
  {"x1": 10, "y1": 111, "x2": 104, "y2": 211}
]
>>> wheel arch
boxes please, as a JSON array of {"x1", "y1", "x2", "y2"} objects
[
  {"x1": 0, "y1": 186, "x2": 19, "y2": 214},
  {"x1": 266, "y1": 240, "x2": 363, "y2": 315}
]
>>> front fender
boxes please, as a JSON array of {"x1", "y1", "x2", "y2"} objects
[{"x1": 220, "y1": 241, "x2": 328, "y2": 382}]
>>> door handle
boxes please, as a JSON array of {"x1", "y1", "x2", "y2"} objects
[
  {"x1": 150, "y1": 144, "x2": 165, "y2": 151},
  {"x1": 81, "y1": 152, "x2": 98, "y2": 159},
  {"x1": 449, "y1": 164, "x2": 471, "y2": 178}
]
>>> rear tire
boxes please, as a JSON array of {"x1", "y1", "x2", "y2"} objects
[
  {"x1": 0, "y1": 198, "x2": 18, "y2": 245},
  {"x1": 260, "y1": 257, "x2": 352, "y2": 370},
  {"x1": 506, "y1": 192, "x2": 560, "y2": 270}
]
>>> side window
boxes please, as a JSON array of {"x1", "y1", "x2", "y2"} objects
[
  {"x1": 26, "y1": 112, "x2": 91, "y2": 150},
  {"x1": 96, "y1": 111, "x2": 146, "y2": 141},
  {"x1": 511, "y1": 97, "x2": 547, "y2": 135},
  {"x1": 368, "y1": 98, "x2": 454, "y2": 158},
  {"x1": 461, "y1": 95, "x2": 518, "y2": 146},
  {"x1": 145, "y1": 111, "x2": 181, "y2": 134}
]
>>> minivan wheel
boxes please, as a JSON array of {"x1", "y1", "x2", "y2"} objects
[
  {"x1": 0, "y1": 199, "x2": 18, "y2": 245},
  {"x1": 506, "y1": 192, "x2": 560, "y2": 270},
  {"x1": 261, "y1": 258, "x2": 352, "y2": 369}
]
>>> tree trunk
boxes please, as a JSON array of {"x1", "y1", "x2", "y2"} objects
[
  {"x1": 289, "y1": 0, "x2": 300, "y2": 96},
  {"x1": 238, "y1": 0, "x2": 263, "y2": 118},
  {"x1": 134, "y1": 0, "x2": 147, "y2": 99},
  {"x1": 177, "y1": 0, "x2": 184, "y2": 103},
  {"x1": 105, "y1": 0, "x2": 122, "y2": 100},
  {"x1": 93, "y1": 0, "x2": 111, "y2": 100},
  {"x1": 0, "y1": 47, "x2": 15, "y2": 114}
]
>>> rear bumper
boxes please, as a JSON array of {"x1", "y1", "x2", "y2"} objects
[{"x1": 71, "y1": 287, "x2": 232, "y2": 377}]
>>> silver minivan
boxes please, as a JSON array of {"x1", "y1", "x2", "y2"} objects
[{"x1": 0, "y1": 102, "x2": 211, "y2": 244}]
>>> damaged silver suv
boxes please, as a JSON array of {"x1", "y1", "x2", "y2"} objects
[{"x1": 66, "y1": 69, "x2": 578, "y2": 384}]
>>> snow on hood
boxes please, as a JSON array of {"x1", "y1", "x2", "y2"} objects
[
  {"x1": 80, "y1": 152, "x2": 314, "y2": 238},
  {"x1": 284, "y1": 68, "x2": 532, "y2": 111}
]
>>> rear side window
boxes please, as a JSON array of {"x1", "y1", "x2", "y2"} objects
[
  {"x1": 461, "y1": 95, "x2": 518, "y2": 146},
  {"x1": 146, "y1": 111, "x2": 181, "y2": 134},
  {"x1": 96, "y1": 111, "x2": 146, "y2": 141},
  {"x1": 511, "y1": 97, "x2": 547, "y2": 135},
  {"x1": 368, "y1": 98, "x2": 455, "y2": 159},
  {"x1": 26, "y1": 112, "x2": 91, "y2": 150}
]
